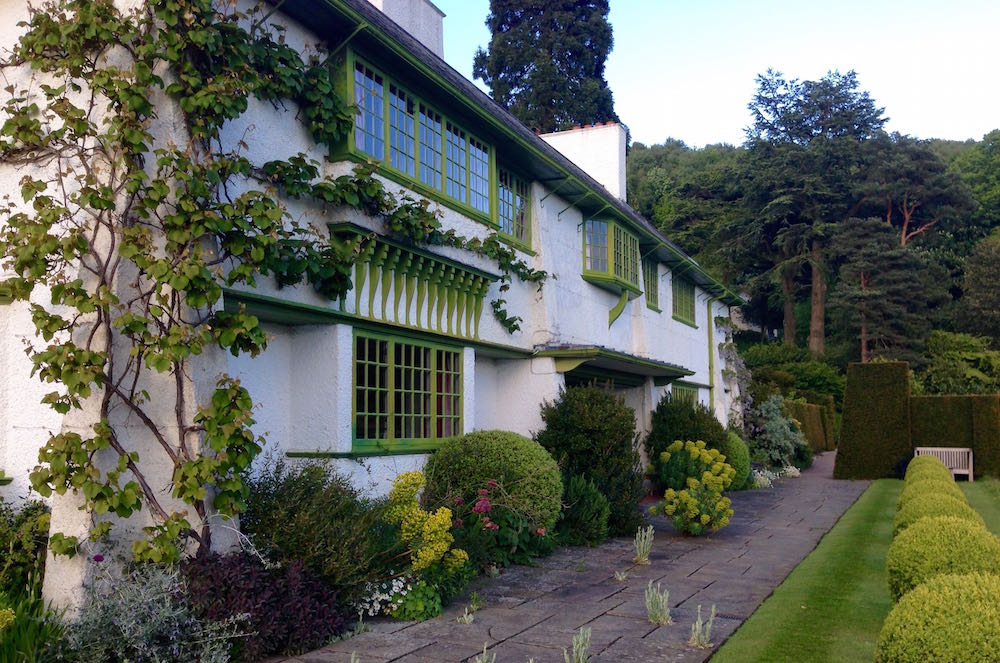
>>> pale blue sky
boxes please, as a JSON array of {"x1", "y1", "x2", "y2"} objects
[{"x1": 432, "y1": 1, "x2": 1000, "y2": 148}]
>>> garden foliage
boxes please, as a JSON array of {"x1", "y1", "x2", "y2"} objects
[
  {"x1": 181, "y1": 553, "x2": 346, "y2": 661},
  {"x1": 747, "y1": 395, "x2": 810, "y2": 469},
  {"x1": 556, "y1": 474, "x2": 610, "y2": 547},
  {"x1": 534, "y1": 387, "x2": 644, "y2": 535},
  {"x1": 241, "y1": 460, "x2": 400, "y2": 604},
  {"x1": 645, "y1": 394, "x2": 728, "y2": 490},
  {"x1": 0, "y1": 498, "x2": 49, "y2": 598},
  {"x1": 896, "y1": 479, "x2": 965, "y2": 511},
  {"x1": 649, "y1": 441, "x2": 735, "y2": 535},
  {"x1": 875, "y1": 572, "x2": 1000, "y2": 662},
  {"x1": 891, "y1": 492, "x2": 984, "y2": 537},
  {"x1": 834, "y1": 362, "x2": 912, "y2": 479},
  {"x1": 885, "y1": 516, "x2": 1000, "y2": 602},
  {"x1": 909, "y1": 394, "x2": 1000, "y2": 478},
  {"x1": 719, "y1": 431, "x2": 750, "y2": 491},
  {"x1": 0, "y1": 588, "x2": 66, "y2": 662},
  {"x1": 903, "y1": 455, "x2": 953, "y2": 482},
  {"x1": 784, "y1": 400, "x2": 830, "y2": 452}
]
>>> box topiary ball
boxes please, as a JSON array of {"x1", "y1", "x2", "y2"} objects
[
  {"x1": 896, "y1": 478, "x2": 966, "y2": 512},
  {"x1": 904, "y1": 456, "x2": 952, "y2": 483},
  {"x1": 422, "y1": 430, "x2": 562, "y2": 530},
  {"x1": 892, "y1": 492, "x2": 983, "y2": 538},
  {"x1": 886, "y1": 515, "x2": 1000, "y2": 602},
  {"x1": 875, "y1": 572, "x2": 1000, "y2": 662}
]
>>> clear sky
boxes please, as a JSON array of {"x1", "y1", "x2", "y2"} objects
[{"x1": 432, "y1": 1, "x2": 1000, "y2": 148}]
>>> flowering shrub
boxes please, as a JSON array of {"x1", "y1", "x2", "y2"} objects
[
  {"x1": 649, "y1": 441, "x2": 735, "y2": 536},
  {"x1": 750, "y1": 467, "x2": 780, "y2": 489},
  {"x1": 450, "y1": 480, "x2": 556, "y2": 568}
]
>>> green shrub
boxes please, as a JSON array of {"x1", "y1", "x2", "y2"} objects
[
  {"x1": 645, "y1": 394, "x2": 728, "y2": 489},
  {"x1": 886, "y1": 516, "x2": 1000, "y2": 602},
  {"x1": 534, "y1": 387, "x2": 644, "y2": 535},
  {"x1": 892, "y1": 492, "x2": 985, "y2": 538},
  {"x1": 719, "y1": 431, "x2": 750, "y2": 491},
  {"x1": 748, "y1": 395, "x2": 808, "y2": 468},
  {"x1": 834, "y1": 362, "x2": 912, "y2": 480},
  {"x1": 0, "y1": 498, "x2": 50, "y2": 598},
  {"x1": 784, "y1": 400, "x2": 826, "y2": 453},
  {"x1": 875, "y1": 572, "x2": 1000, "y2": 662},
  {"x1": 649, "y1": 441, "x2": 735, "y2": 536},
  {"x1": 909, "y1": 394, "x2": 1000, "y2": 478},
  {"x1": 0, "y1": 590, "x2": 66, "y2": 662},
  {"x1": 242, "y1": 460, "x2": 401, "y2": 604},
  {"x1": 741, "y1": 343, "x2": 811, "y2": 368},
  {"x1": 896, "y1": 478, "x2": 965, "y2": 511},
  {"x1": 556, "y1": 475, "x2": 610, "y2": 547},
  {"x1": 904, "y1": 455, "x2": 951, "y2": 482},
  {"x1": 68, "y1": 564, "x2": 245, "y2": 663},
  {"x1": 425, "y1": 430, "x2": 562, "y2": 532}
]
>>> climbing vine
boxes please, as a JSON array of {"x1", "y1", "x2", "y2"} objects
[
  {"x1": 0, "y1": 0, "x2": 544, "y2": 562},
  {"x1": 715, "y1": 315, "x2": 752, "y2": 438}
]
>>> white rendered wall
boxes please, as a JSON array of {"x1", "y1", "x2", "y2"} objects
[{"x1": 540, "y1": 124, "x2": 628, "y2": 201}]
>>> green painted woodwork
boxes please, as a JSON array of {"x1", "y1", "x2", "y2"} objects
[
  {"x1": 352, "y1": 329, "x2": 462, "y2": 453},
  {"x1": 582, "y1": 219, "x2": 643, "y2": 302},
  {"x1": 331, "y1": 223, "x2": 498, "y2": 341},
  {"x1": 643, "y1": 258, "x2": 660, "y2": 311},
  {"x1": 0, "y1": 472, "x2": 12, "y2": 486},
  {"x1": 608, "y1": 290, "x2": 629, "y2": 327},
  {"x1": 672, "y1": 382, "x2": 699, "y2": 405},
  {"x1": 537, "y1": 346, "x2": 692, "y2": 382},
  {"x1": 672, "y1": 276, "x2": 697, "y2": 327}
]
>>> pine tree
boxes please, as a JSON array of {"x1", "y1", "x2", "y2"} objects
[
  {"x1": 472, "y1": 0, "x2": 618, "y2": 132},
  {"x1": 956, "y1": 234, "x2": 1000, "y2": 344}
]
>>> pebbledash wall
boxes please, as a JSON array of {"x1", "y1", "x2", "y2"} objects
[{"x1": 0, "y1": 0, "x2": 743, "y2": 523}]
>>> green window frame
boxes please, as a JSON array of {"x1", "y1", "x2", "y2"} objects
[
  {"x1": 388, "y1": 84, "x2": 415, "y2": 177},
  {"x1": 348, "y1": 55, "x2": 534, "y2": 252},
  {"x1": 672, "y1": 383, "x2": 699, "y2": 406},
  {"x1": 582, "y1": 219, "x2": 641, "y2": 295},
  {"x1": 354, "y1": 332, "x2": 462, "y2": 451},
  {"x1": 643, "y1": 258, "x2": 659, "y2": 310},
  {"x1": 498, "y1": 168, "x2": 530, "y2": 245},
  {"x1": 353, "y1": 62, "x2": 384, "y2": 159},
  {"x1": 672, "y1": 276, "x2": 697, "y2": 326}
]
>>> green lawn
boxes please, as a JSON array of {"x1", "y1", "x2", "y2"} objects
[{"x1": 712, "y1": 477, "x2": 1000, "y2": 662}]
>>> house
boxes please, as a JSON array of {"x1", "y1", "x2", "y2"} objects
[{"x1": 0, "y1": 0, "x2": 741, "y2": 603}]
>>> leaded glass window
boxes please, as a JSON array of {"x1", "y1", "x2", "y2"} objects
[{"x1": 354, "y1": 62, "x2": 384, "y2": 159}]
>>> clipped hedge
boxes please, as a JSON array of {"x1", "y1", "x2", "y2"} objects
[
  {"x1": 896, "y1": 478, "x2": 966, "y2": 512},
  {"x1": 909, "y1": 394, "x2": 1000, "y2": 478},
  {"x1": 834, "y1": 362, "x2": 911, "y2": 479},
  {"x1": 785, "y1": 400, "x2": 826, "y2": 453},
  {"x1": 719, "y1": 431, "x2": 750, "y2": 491},
  {"x1": 892, "y1": 492, "x2": 984, "y2": 538},
  {"x1": 903, "y1": 455, "x2": 951, "y2": 482},
  {"x1": 885, "y1": 516, "x2": 1000, "y2": 601},
  {"x1": 424, "y1": 430, "x2": 562, "y2": 531},
  {"x1": 875, "y1": 572, "x2": 1000, "y2": 662}
]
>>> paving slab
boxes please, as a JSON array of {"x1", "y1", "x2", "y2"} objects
[{"x1": 269, "y1": 452, "x2": 867, "y2": 663}]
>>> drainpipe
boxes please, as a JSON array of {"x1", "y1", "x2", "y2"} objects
[{"x1": 707, "y1": 296, "x2": 718, "y2": 415}]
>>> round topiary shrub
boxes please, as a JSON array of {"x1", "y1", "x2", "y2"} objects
[
  {"x1": 556, "y1": 474, "x2": 610, "y2": 547},
  {"x1": 886, "y1": 516, "x2": 1000, "y2": 601},
  {"x1": 645, "y1": 394, "x2": 728, "y2": 489},
  {"x1": 904, "y1": 456, "x2": 952, "y2": 483},
  {"x1": 875, "y1": 572, "x2": 1000, "y2": 662},
  {"x1": 719, "y1": 431, "x2": 750, "y2": 491},
  {"x1": 534, "y1": 386, "x2": 644, "y2": 535},
  {"x1": 423, "y1": 430, "x2": 562, "y2": 531},
  {"x1": 896, "y1": 478, "x2": 966, "y2": 512},
  {"x1": 892, "y1": 492, "x2": 984, "y2": 538}
]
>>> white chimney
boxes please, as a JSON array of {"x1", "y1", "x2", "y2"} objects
[
  {"x1": 367, "y1": 0, "x2": 446, "y2": 59},
  {"x1": 540, "y1": 122, "x2": 628, "y2": 201}
]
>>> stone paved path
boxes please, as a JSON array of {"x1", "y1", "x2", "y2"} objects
[{"x1": 278, "y1": 452, "x2": 868, "y2": 663}]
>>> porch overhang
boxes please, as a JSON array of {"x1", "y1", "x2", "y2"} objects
[{"x1": 534, "y1": 345, "x2": 693, "y2": 388}]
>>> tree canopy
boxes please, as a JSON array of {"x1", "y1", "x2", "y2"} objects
[{"x1": 473, "y1": 0, "x2": 618, "y2": 132}]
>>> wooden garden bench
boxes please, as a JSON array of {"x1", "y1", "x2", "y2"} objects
[{"x1": 914, "y1": 447, "x2": 974, "y2": 482}]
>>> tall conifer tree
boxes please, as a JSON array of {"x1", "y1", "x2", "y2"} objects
[{"x1": 473, "y1": 0, "x2": 619, "y2": 133}]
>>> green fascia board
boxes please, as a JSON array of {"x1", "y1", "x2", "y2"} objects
[
  {"x1": 222, "y1": 288, "x2": 532, "y2": 359},
  {"x1": 276, "y1": 0, "x2": 742, "y2": 308},
  {"x1": 535, "y1": 346, "x2": 693, "y2": 380},
  {"x1": 329, "y1": 221, "x2": 501, "y2": 281},
  {"x1": 287, "y1": 445, "x2": 441, "y2": 459}
]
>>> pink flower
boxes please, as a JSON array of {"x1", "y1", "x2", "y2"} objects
[
  {"x1": 92, "y1": 554, "x2": 104, "y2": 563},
  {"x1": 472, "y1": 498, "x2": 492, "y2": 514},
  {"x1": 487, "y1": 479, "x2": 498, "y2": 489},
  {"x1": 453, "y1": 518, "x2": 463, "y2": 527},
  {"x1": 481, "y1": 518, "x2": 500, "y2": 531},
  {"x1": 453, "y1": 496, "x2": 464, "y2": 506},
  {"x1": 536, "y1": 528, "x2": 546, "y2": 536},
  {"x1": 477, "y1": 488, "x2": 489, "y2": 497}
]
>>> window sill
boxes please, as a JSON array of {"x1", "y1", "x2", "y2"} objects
[
  {"x1": 645, "y1": 303, "x2": 661, "y2": 313},
  {"x1": 672, "y1": 314, "x2": 698, "y2": 329},
  {"x1": 289, "y1": 441, "x2": 446, "y2": 459},
  {"x1": 582, "y1": 272, "x2": 642, "y2": 298}
]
